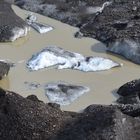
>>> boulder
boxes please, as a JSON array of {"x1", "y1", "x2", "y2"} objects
[
  {"x1": 116, "y1": 79, "x2": 140, "y2": 105},
  {"x1": 0, "y1": 1, "x2": 30, "y2": 42},
  {"x1": 117, "y1": 79, "x2": 140, "y2": 97}
]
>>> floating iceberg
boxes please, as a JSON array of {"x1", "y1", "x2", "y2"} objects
[
  {"x1": 27, "y1": 46, "x2": 122, "y2": 72},
  {"x1": 44, "y1": 82, "x2": 89, "y2": 105},
  {"x1": 26, "y1": 14, "x2": 53, "y2": 34}
]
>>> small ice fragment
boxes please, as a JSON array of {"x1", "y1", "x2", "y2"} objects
[
  {"x1": 31, "y1": 22, "x2": 53, "y2": 34},
  {"x1": 18, "y1": 60, "x2": 25, "y2": 64},
  {"x1": 44, "y1": 81, "x2": 89, "y2": 105},
  {"x1": 24, "y1": 81, "x2": 41, "y2": 90}
]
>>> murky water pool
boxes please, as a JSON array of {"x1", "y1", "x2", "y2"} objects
[{"x1": 0, "y1": 5, "x2": 140, "y2": 111}]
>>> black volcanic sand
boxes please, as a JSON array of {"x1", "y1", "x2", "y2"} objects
[
  {"x1": 0, "y1": 88, "x2": 139, "y2": 140},
  {"x1": 0, "y1": 62, "x2": 10, "y2": 80},
  {"x1": 0, "y1": 1, "x2": 29, "y2": 42},
  {"x1": 13, "y1": 0, "x2": 140, "y2": 64}
]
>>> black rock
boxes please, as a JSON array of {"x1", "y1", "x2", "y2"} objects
[
  {"x1": 0, "y1": 90, "x2": 68, "y2": 140},
  {"x1": 117, "y1": 79, "x2": 140, "y2": 97},
  {"x1": 118, "y1": 104, "x2": 140, "y2": 117},
  {"x1": 0, "y1": 1, "x2": 30, "y2": 42},
  {"x1": 0, "y1": 88, "x2": 6, "y2": 97},
  {"x1": 0, "y1": 61, "x2": 10, "y2": 80},
  {"x1": 74, "y1": 31, "x2": 83, "y2": 39},
  {"x1": 26, "y1": 95, "x2": 43, "y2": 103},
  {"x1": 116, "y1": 79, "x2": 140, "y2": 105},
  {"x1": 117, "y1": 95, "x2": 140, "y2": 105},
  {"x1": 48, "y1": 102, "x2": 60, "y2": 109}
]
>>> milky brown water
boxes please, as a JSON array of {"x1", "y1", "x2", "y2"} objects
[{"x1": 0, "y1": 5, "x2": 140, "y2": 111}]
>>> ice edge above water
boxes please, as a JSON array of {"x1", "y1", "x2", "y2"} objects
[
  {"x1": 44, "y1": 81, "x2": 90, "y2": 105},
  {"x1": 27, "y1": 46, "x2": 122, "y2": 72}
]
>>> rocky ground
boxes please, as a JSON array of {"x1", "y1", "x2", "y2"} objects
[
  {"x1": 0, "y1": 87, "x2": 139, "y2": 140},
  {"x1": 0, "y1": 1, "x2": 29, "y2": 42},
  {"x1": 11, "y1": 0, "x2": 140, "y2": 64}
]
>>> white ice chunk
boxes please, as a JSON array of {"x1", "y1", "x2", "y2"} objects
[
  {"x1": 31, "y1": 22, "x2": 53, "y2": 33},
  {"x1": 27, "y1": 46, "x2": 122, "y2": 72},
  {"x1": 44, "y1": 81, "x2": 89, "y2": 105},
  {"x1": 10, "y1": 26, "x2": 30, "y2": 42},
  {"x1": 26, "y1": 14, "x2": 53, "y2": 34}
]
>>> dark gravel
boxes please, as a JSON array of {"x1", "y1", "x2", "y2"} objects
[{"x1": 0, "y1": 88, "x2": 140, "y2": 140}]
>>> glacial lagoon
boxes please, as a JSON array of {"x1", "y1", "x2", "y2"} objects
[{"x1": 0, "y1": 5, "x2": 140, "y2": 111}]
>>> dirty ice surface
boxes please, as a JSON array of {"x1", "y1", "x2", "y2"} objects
[
  {"x1": 44, "y1": 81, "x2": 89, "y2": 105},
  {"x1": 27, "y1": 46, "x2": 121, "y2": 72},
  {"x1": 26, "y1": 14, "x2": 53, "y2": 33}
]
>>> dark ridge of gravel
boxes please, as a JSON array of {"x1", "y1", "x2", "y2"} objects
[{"x1": 0, "y1": 88, "x2": 140, "y2": 140}]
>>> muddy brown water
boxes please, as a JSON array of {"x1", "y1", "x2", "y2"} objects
[{"x1": 0, "y1": 5, "x2": 140, "y2": 111}]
